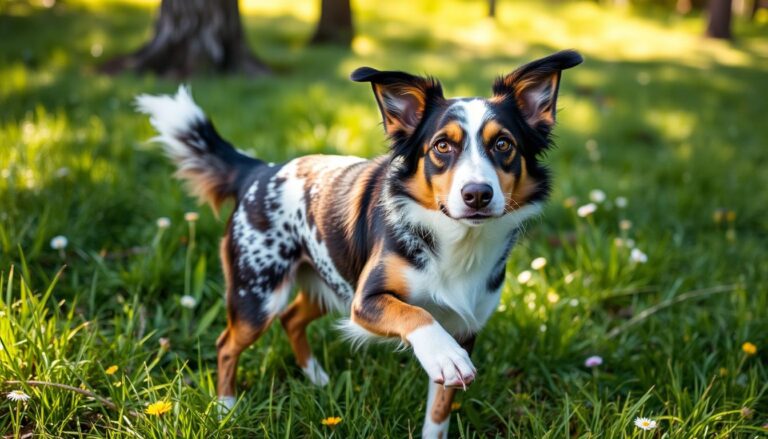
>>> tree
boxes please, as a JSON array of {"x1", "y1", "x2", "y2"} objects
[
  {"x1": 706, "y1": 0, "x2": 733, "y2": 39},
  {"x1": 488, "y1": 0, "x2": 497, "y2": 18},
  {"x1": 310, "y1": 0, "x2": 354, "y2": 46},
  {"x1": 102, "y1": 0, "x2": 269, "y2": 78}
]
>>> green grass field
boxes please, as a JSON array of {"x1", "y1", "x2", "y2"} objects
[{"x1": 1, "y1": 0, "x2": 768, "y2": 437}]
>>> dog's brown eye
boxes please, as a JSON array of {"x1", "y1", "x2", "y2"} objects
[
  {"x1": 434, "y1": 140, "x2": 453, "y2": 154},
  {"x1": 494, "y1": 137, "x2": 513, "y2": 152}
]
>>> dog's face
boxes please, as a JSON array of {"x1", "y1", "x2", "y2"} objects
[{"x1": 352, "y1": 50, "x2": 582, "y2": 226}]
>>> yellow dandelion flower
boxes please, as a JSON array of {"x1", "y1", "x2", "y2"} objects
[
  {"x1": 105, "y1": 365, "x2": 119, "y2": 375},
  {"x1": 451, "y1": 402, "x2": 461, "y2": 411},
  {"x1": 145, "y1": 401, "x2": 173, "y2": 416},
  {"x1": 742, "y1": 342, "x2": 757, "y2": 355},
  {"x1": 321, "y1": 416, "x2": 342, "y2": 427}
]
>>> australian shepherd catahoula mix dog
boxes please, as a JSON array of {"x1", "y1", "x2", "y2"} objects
[{"x1": 137, "y1": 50, "x2": 582, "y2": 438}]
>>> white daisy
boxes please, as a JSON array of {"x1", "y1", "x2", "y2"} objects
[
  {"x1": 630, "y1": 248, "x2": 648, "y2": 264},
  {"x1": 156, "y1": 217, "x2": 171, "y2": 229},
  {"x1": 615, "y1": 196, "x2": 628, "y2": 208},
  {"x1": 577, "y1": 203, "x2": 597, "y2": 217},
  {"x1": 516, "y1": 270, "x2": 532, "y2": 284},
  {"x1": 180, "y1": 295, "x2": 197, "y2": 309},
  {"x1": 619, "y1": 219, "x2": 632, "y2": 230},
  {"x1": 7, "y1": 390, "x2": 30, "y2": 402},
  {"x1": 634, "y1": 417, "x2": 657, "y2": 430},
  {"x1": 530, "y1": 257, "x2": 547, "y2": 270},
  {"x1": 50, "y1": 235, "x2": 68, "y2": 250},
  {"x1": 55, "y1": 167, "x2": 70, "y2": 178},
  {"x1": 184, "y1": 212, "x2": 199, "y2": 222},
  {"x1": 589, "y1": 189, "x2": 606, "y2": 204}
]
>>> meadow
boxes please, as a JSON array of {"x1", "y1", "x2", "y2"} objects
[{"x1": 1, "y1": 0, "x2": 767, "y2": 437}]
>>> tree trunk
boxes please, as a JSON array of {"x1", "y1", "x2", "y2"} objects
[
  {"x1": 706, "y1": 0, "x2": 733, "y2": 39},
  {"x1": 488, "y1": 0, "x2": 497, "y2": 17},
  {"x1": 102, "y1": 0, "x2": 269, "y2": 78},
  {"x1": 310, "y1": 0, "x2": 353, "y2": 46},
  {"x1": 752, "y1": 0, "x2": 764, "y2": 20}
]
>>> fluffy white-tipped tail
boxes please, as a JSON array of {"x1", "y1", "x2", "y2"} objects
[
  {"x1": 135, "y1": 86, "x2": 260, "y2": 209},
  {"x1": 136, "y1": 86, "x2": 205, "y2": 145}
]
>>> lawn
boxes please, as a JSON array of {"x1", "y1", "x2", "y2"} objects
[{"x1": 1, "y1": 0, "x2": 767, "y2": 437}]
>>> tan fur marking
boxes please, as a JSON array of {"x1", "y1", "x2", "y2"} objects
[
  {"x1": 430, "y1": 386, "x2": 457, "y2": 424},
  {"x1": 438, "y1": 122, "x2": 464, "y2": 145},
  {"x1": 220, "y1": 233, "x2": 234, "y2": 313},
  {"x1": 280, "y1": 291, "x2": 325, "y2": 368},
  {"x1": 374, "y1": 84, "x2": 427, "y2": 135},
  {"x1": 513, "y1": 74, "x2": 558, "y2": 127},
  {"x1": 216, "y1": 318, "x2": 270, "y2": 398},
  {"x1": 499, "y1": 155, "x2": 537, "y2": 212},
  {"x1": 481, "y1": 120, "x2": 503, "y2": 145},
  {"x1": 481, "y1": 120, "x2": 517, "y2": 148},
  {"x1": 342, "y1": 163, "x2": 378, "y2": 244},
  {"x1": 353, "y1": 293, "x2": 434, "y2": 338},
  {"x1": 404, "y1": 148, "x2": 457, "y2": 213},
  {"x1": 405, "y1": 157, "x2": 437, "y2": 210},
  {"x1": 351, "y1": 248, "x2": 434, "y2": 339},
  {"x1": 381, "y1": 254, "x2": 412, "y2": 294}
]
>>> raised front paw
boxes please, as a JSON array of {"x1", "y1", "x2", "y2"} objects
[{"x1": 407, "y1": 323, "x2": 477, "y2": 389}]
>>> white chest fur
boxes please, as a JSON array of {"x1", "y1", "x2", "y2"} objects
[{"x1": 401, "y1": 201, "x2": 542, "y2": 337}]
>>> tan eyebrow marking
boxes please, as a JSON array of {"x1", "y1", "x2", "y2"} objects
[
  {"x1": 431, "y1": 121, "x2": 464, "y2": 146},
  {"x1": 481, "y1": 120, "x2": 516, "y2": 146}
]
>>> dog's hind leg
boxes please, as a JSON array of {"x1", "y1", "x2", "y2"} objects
[
  {"x1": 216, "y1": 317, "x2": 270, "y2": 411},
  {"x1": 280, "y1": 291, "x2": 329, "y2": 386},
  {"x1": 215, "y1": 231, "x2": 296, "y2": 411}
]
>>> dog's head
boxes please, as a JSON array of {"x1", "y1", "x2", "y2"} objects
[{"x1": 352, "y1": 50, "x2": 582, "y2": 226}]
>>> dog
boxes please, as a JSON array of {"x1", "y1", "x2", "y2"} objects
[{"x1": 136, "y1": 50, "x2": 582, "y2": 438}]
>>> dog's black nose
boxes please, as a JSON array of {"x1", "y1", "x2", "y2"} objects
[{"x1": 461, "y1": 183, "x2": 493, "y2": 209}]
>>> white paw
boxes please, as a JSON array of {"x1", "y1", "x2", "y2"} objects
[
  {"x1": 302, "y1": 357, "x2": 330, "y2": 386},
  {"x1": 407, "y1": 323, "x2": 476, "y2": 389},
  {"x1": 422, "y1": 418, "x2": 449, "y2": 439},
  {"x1": 217, "y1": 396, "x2": 236, "y2": 418}
]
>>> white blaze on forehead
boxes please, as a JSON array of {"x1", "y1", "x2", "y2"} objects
[{"x1": 445, "y1": 100, "x2": 505, "y2": 218}]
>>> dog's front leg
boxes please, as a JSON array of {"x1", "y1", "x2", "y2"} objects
[
  {"x1": 350, "y1": 256, "x2": 477, "y2": 388},
  {"x1": 422, "y1": 337, "x2": 475, "y2": 439}
]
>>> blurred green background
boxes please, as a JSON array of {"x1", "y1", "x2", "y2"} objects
[{"x1": 0, "y1": 0, "x2": 767, "y2": 437}]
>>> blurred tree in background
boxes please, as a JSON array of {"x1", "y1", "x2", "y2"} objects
[
  {"x1": 101, "y1": 0, "x2": 269, "y2": 77},
  {"x1": 707, "y1": 0, "x2": 733, "y2": 38},
  {"x1": 311, "y1": 0, "x2": 354, "y2": 46}
]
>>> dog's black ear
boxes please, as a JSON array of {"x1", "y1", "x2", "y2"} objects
[
  {"x1": 351, "y1": 67, "x2": 444, "y2": 139},
  {"x1": 493, "y1": 50, "x2": 583, "y2": 135}
]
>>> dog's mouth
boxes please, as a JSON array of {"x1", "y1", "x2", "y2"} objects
[{"x1": 439, "y1": 203, "x2": 497, "y2": 223}]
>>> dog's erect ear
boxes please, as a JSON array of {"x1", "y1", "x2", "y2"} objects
[
  {"x1": 493, "y1": 50, "x2": 583, "y2": 135},
  {"x1": 351, "y1": 67, "x2": 444, "y2": 138}
]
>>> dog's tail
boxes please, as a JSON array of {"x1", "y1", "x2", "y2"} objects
[{"x1": 135, "y1": 86, "x2": 262, "y2": 210}]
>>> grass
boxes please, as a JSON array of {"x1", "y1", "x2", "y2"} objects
[{"x1": 1, "y1": 0, "x2": 767, "y2": 436}]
